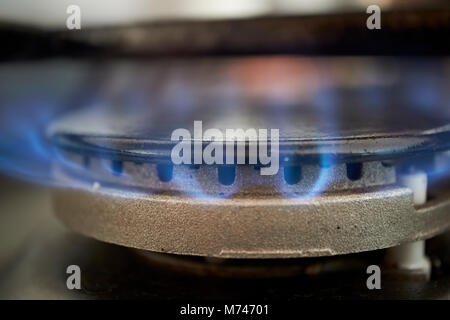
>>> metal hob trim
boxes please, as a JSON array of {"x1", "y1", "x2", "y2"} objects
[{"x1": 52, "y1": 183, "x2": 450, "y2": 259}]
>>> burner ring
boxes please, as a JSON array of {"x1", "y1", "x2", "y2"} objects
[
  {"x1": 48, "y1": 57, "x2": 450, "y2": 258},
  {"x1": 52, "y1": 172, "x2": 450, "y2": 258}
]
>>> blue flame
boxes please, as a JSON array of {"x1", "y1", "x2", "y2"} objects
[
  {"x1": 1, "y1": 58, "x2": 449, "y2": 202},
  {"x1": 0, "y1": 99, "x2": 55, "y2": 184},
  {"x1": 277, "y1": 86, "x2": 338, "y2": 200}
]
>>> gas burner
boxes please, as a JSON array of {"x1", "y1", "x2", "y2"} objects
[
  {"x1": 48, "y1": 58, "x2": 450, "y2": 267},
  {"x1": 1, "y1": 2, "x2": 450, "y2": 301}
]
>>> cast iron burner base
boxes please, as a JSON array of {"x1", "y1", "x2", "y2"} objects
[{"x1": 0, "y1": 180, "x2": 449, "y2": 299}]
